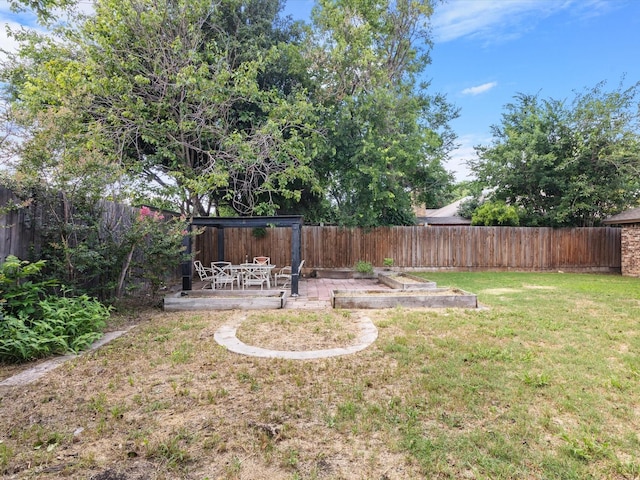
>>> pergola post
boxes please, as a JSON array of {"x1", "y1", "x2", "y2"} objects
[
  {"x1": 291, "y1": 223, "x2": 301, "y2": 296},
  {"x1": 181, "y1": 224, "x2": 193, "y2": 291}
]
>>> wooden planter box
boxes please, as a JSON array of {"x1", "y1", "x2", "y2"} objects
[
  {"x1": 314, "y1": 268, "x2": 377, "y2": 279},
  {"x1": 377, "y1": 272, "x2": 437, "y2": 290},
  {"x1": 314, "y1": 268, "x2": 354, "y2": 279},
  {"x1": 164, "y1": 289, "x2": 287, "y2": 311},
  {"x1": 331, "y1": 288, "x2": 477, "y2": 309}
]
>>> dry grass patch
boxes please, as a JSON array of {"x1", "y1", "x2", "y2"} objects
[{"x1": 236, "y1": 310, "x2": 360, "y2": 351}]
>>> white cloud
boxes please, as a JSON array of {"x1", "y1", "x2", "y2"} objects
[
  {"x1": 461, "y1": 82, "x2": 497, "y2": 96},
  {"x1": 446, "y1": 133, "x2": 494, "y2": 182},
  {"x1": 432, "y1": 0, "x2": 613, "y2": 44},
  {"x1": 0, "y1": 0, "x2": 41, "y2": 61},
  {"x1": 1, "y1": 20, "x2": 23, "y2": 60}
]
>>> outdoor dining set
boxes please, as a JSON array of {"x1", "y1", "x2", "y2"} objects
[{"x1": 193, "y1": 257, "x2": 304, "y2": 290}]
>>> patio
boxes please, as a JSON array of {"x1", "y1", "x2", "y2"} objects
[{"x1": 191, "y1": 276, "x2": 391, "y2": 309}]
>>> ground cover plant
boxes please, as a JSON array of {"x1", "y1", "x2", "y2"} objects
[
  {"x1": 0, "y1": 272, "x2": 639, "y2": 479},
  {"x1": 0, "y1": 256, "x2": 111, "y2": 362}
]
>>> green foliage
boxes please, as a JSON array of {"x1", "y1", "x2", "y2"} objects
[
  {"x1": 2, "y1": 0, "x2": 458, "y2": 227},
  {"x1": 457, "y1": 196, "x2": 480, "y2": 220},
  {"x1": 295, "y1": 0, "x2": 457, "y2": 226},
  {"x1": 251, "y1": 227, "x2": 267, "y2": 239},
  {"x1": 0, "y1": 255, "x2": 54, "y2": 319},
  {"x1": 354, "y1": 260, "x2": 374, "y2": 274},
  {"x1": 383, "y1": 258, "x2": 394, "y2": 268},
  {"x1": 472, "y1": 80, "x2": 640, "y2": 226},
  {"x1": 2, "y1": 0, "x2": 318, "y2": 217},
  {"x1": 116, "y1": 206, "x2": 188, "y2": 298},
  {"x1": 452, "y1": 181, "x2": 486, "y2": 219},
  {"x1": 7, "y1": 0, "x2": 76, "y2": 25},
  {"x1": 471, "y1": 200, "x2": 520, "y2": 226},
  {"x1": 0, "y1": 257, "x2": 110, "y2": 363}
]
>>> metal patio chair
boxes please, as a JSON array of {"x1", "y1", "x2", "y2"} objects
[
  {"x1": 274, "y1": 259, "x2": 305, "y2": 288},
  {"x1": 211, "y1": 261, "x2": 239, "y2": 290},
  {"x1": 193, "y1": 260, "x2": 214, "y2": 288}
]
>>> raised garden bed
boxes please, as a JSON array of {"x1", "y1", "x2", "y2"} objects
[
  {"x1": 313, "y1": 268, "x2": 377, "y2": 279},
  {"x1": 164, "y1": 289, "x2": 287, "y2": 311},
  {"x1": 378, "y1": 272, "x2": 437, "y2": 290},
  {"x1": 331, "y1": 288, "x2": 477, "y2": 309}
]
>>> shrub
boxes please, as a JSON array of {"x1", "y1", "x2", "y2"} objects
[
  {"x1": 0, "y1": 256, "x2": 54, "y2": 320},
  {"x1": 471, "y1": 200, "x2": 520, "y2": 226},
  {"x1": 0, "y1": 256, "x2": 111, "y2": 363},
  {"x1": 354, "y1": 260, "x2": 374, "y2": 274},
  {"x1": 116, "y1": 206, "x2": 188, "y2": 298}
]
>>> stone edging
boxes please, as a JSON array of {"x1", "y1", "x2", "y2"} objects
[
  {"x1": 0, "y1": 330, "x2": 129, "y2": 388},
  {"x1": 214, "y1": 315, "x2": 378, "y2": 359}
]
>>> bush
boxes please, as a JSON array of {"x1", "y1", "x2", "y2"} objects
[
  {"x1": 354, "y1": 260, "x2": 374, "y2": 274},
  {"x1": 0, "y1": 256, "x2": 111, "y2": 363},
  {"x1": 471, "y1": 201, "x2": 520, "y2": 226}
]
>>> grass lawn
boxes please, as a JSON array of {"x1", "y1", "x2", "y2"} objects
[{"x1": 1, "y1": 272, "x2": 639, "y2": 479}]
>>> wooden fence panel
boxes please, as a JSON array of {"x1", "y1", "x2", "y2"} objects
[
  {"x1": 196, "y1": 225, "x2": 621, "y2": 273},
  {"x1": 1, "y1": 187, "x2": 39, "y2": 261}
]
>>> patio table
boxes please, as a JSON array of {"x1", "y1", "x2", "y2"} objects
[{"x1": 239, "y1": 263, "x2": 275, "y2": 289}]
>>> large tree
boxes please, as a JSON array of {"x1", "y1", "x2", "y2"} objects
[
  {"x1": 3, "y1": 0, "x2": 458, "y2": 225},
  {"x1": 300, "y1": 0, "x2": 458, "y2": 227},
  {"x1": 471, "y1": 81, "x2": 640, "y2": 227},
  {"x1": 2, "y1": 0, "x2": 318, "y2": 216}
]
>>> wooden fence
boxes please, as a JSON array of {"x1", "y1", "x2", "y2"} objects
[
  {"x1": 195, "y1": 225, "x2": 621, "y2": 273},
  {"x1": 0, "y1": 185, "x2": 140, "y2": 262},
  {"x1": 1, "y1": 182, "x2": 622, "y2": 273},
  {"x1": 0, "y1": 187, "x2": 40, "y2": 261}
]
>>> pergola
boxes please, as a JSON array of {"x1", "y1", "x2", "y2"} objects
[{"x1": 182, "y1": 216, "x2": 304, "y2": 296}]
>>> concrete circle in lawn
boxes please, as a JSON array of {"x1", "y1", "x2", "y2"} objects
[{"x1": 214, "y1": 315, "x2": 378, "y2": 359}]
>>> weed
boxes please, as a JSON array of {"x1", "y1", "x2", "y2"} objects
[
  {"x1": 283, "y1": 448, "x2": 299, "y2": 469},
  {"x1": 145, "y1": 433, "x2": 191, "y2": 469},
  {"x1": 225, "y1": 456, "x2": 242, "y2": 476},
  {"x1": 522, "y1": 371, "x2": 551, "y2": 387},
  {"x1": 88, "y1": 392, "x2": 107, "y2": 414},
  {"x1": 170, "y1": 341, "x2": 193, "y2": 364},
  {"x1": 0, "y1": 442, "x2": 12, "y2": 470},
  {"x1": 562, "y1": 433, "x2": 611, "y2": 462},
  {"x1": 110, "y1": 403, "x2": 127, "y2": 419},
  {"x1": 336, "y1": 401, "x2": 359, "y2": 422},
  {"x1": 145, "y1": 399, "x2": 169, "y2": 413},
  {"x1": 237, "y1": 370, "x2": 260, "y2": 391}
]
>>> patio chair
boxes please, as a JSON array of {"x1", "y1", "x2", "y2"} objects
[
  {"x1": 193, "y1": 260, "x2": 214, "y2": 288},
  {"x1": 253, "y1": 256, "x2": 270, "y2": 265},
  {"x1": 211, "y1": 261, "x2": 239, "y2": 290},
  {"x1": 274, "y1": 259, "x2": 305, "y2": 288},
  {"x1": 241, "y1": 263, "x2": 272, "y2": 290}
]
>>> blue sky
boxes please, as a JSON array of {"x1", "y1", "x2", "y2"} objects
[
  {"x1": 283, "y1": 0, "x2": 640, "y2": 181},
  {"x1": 2, "y1": 0, "x2": 638, "y2": 182}
]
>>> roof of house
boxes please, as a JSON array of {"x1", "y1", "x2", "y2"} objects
[
  {"x1": 416, "y1": 197, "x2": 472, "y2": 226},
  {"x1": 602, "y1": 207, "x2": 640, "y2": 225},
  {"x1": 419, "y1": 216, "x2": 472, "y2": 226}
]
